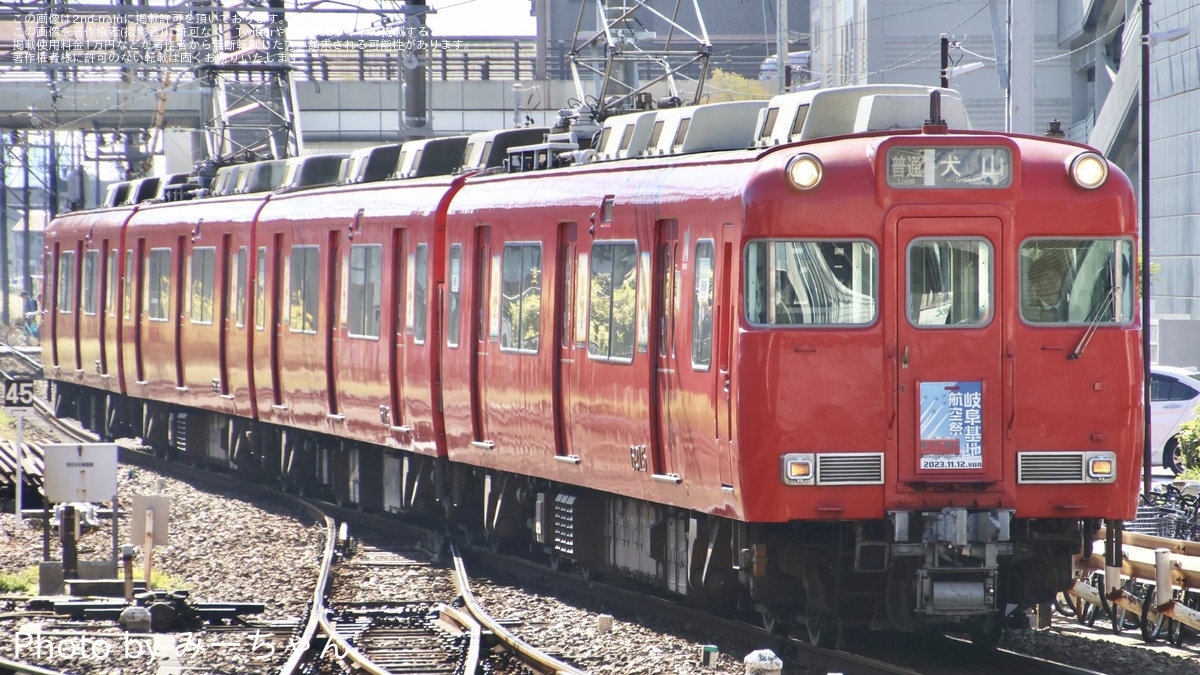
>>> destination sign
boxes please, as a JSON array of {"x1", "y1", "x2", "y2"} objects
[{"x1": 886, "y1": 146, "x2": 1012, "y2": 188}]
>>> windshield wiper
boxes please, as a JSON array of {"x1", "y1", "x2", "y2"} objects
[{"x1": 1069, "y1": 286, "x2": 1115, "y2": 360}]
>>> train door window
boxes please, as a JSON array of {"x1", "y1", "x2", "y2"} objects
[
  {"x1": 288, "y1": 245, "x2": 319, "y2": 333},
  {"x1": 347, "y1": 243, "x2": 382, "y2": 339},
  {"x1": 107, "y1": 250, "x2": 118, "y2": 317},
  {"x1": 147, "y1": 248, "x2": 171, "y2": 321},
  {"x1": 190, "y1": 247, "x2": 216, "y2": 324},
  {"x1": 232, "y1": 247, "x2": 247, "y2": 327},
  {"x1": 83, "y1": 250, "x2": 99, "y2": 316},
  {"x1": 907, "y1": 239, "x2": 991, "y2": 326},
  {"x1": 1018, "y1": 239, "x2": 1134, "y2": 325},
  {"x1": 588, "y1": 241, "x2": 638, "y2": 362},
  {"x1": 691, "y1": 240, "x2": 715, "y2": 370},
  {"x1": 500, "y1": 243, "x2": 542, "y2": 353},
  {"x1": 447, "y1": 244, "x2": 462, "y2": 348},
  {"x1": 411, "y1": 243, "x2": 428, "y2": 343},
  {"x1": 124, "y1": 250, "x2": 133, "y2": 320},
  {"x1": 574, "y1": 250, "x2": 589, "y2": 348},
  {"x1": 255, "y1": 247, "x2": 267, "y2": 330},
  {"x1": 745, "y1": 240, "x2": 877, "y2": 325},
  {"x1": 58, "y1": 250, "x2": 76, "y2": 314}
]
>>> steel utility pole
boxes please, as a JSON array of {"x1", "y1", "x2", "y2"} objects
[
  {"x1": 940, "y1": 35, "x2": 949, "y2": 88},
  {"x1": 1141, "y1": 0, "x2": 1152, "y2": 496},
  {"x1": 0, "y1": 133, "x2": 8, "y2": 326}
]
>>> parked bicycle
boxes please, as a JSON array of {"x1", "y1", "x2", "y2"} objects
[{"x1": 4, "y1": 313, "x2": 38, "y2": 347}]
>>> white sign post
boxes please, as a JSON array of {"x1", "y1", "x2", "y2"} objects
[
  {"x1": 43, "y1": 443, "x2": 119, "y2": 503},
  {"x1": 3, "y1": 378, "x2": 34, "y2": 530},
  {"x1": 131, "y1": 495, "x2": 170, "y2": 591}
]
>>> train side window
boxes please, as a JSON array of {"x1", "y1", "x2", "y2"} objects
[
  {"x1": 288, "y1": 246, "x2": 319, "y2": 334},
  {"x1": 124, "y1": 250, "x2": 133, "y2": 320},
  {"x1": 83, "y1": 250, "x2": 100, "y2": 316},
  {"x1": 255, "y1": 247, "x2": 267, "y2": 330},
  {"x1": 347, "y1": 243, "x2": 382, "y2": 339},
  {"x1": 58, "y1": 250, "x2": 76, "y2": 314},
  {"x1": 745, "y1": 240, "x2": 877, "y2": 326},
  {"x1": 447, "y1": 244, "x2": 462, "y2": 348},
  {"x1": 107, "y1": 250, "x2": 118, "y2": 317},
  {"x1": 691, "y1": 240, "x2": 715, "y2": 370},
  {"x1": 588, "y1": 241, "x2": 638, "y2": 363},
  {"x1": 232, "y1": 247, "x2": 247, "y2": 328},
  {"x1": 146, "y1": 248, "x2": 170, "y2": 321},
  {"x1": 907, "y1": 239, "x2": 991, "y2": 327},
  {"x1": 412, "y1": 243, "x2": 428, "y2": 344},
  {"x1": 1019, "y1": 239, "x2": 1134, "y2": 325},
  {"x1": 500, "y1": 243, "x2": 542, "y2": 354},
  {"x1": 189, "y1": 247, "x2": 216, "y2": 324}
]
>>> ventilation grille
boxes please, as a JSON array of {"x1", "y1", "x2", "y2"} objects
[
  {"x1": 817, "y1": 453, "x2": 884, "y2": 485},
  {"x1": 553, "y1": 493, "x2": 578, "y2": 556},
  {"x1": 1018, "y1": 452, "x2": 1085, "y2": 483}
]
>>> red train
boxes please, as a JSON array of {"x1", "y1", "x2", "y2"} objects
[{"x1": 42, "y1": 84, "x2": 1142, "y2": 645}]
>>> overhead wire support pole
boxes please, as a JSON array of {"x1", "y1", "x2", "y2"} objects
[
  {"x1": 1141, "y1": 0, "x2": 1152, "y2": 497},
  {"x1": 940, "y1": 35, "x2": 949, "y2": 88}
]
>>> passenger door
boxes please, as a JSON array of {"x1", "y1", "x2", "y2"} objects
[
  {"x1": 553, "y1": 222, "x2": 578, "y2": 461},
  {"x1": 895, "y1": 217, "x2": 1004, "y2": 485},
  {"x1": 651, "y1": 220, "x2": 681, "y2": 480}
]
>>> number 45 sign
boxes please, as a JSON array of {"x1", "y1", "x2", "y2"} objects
[{"x1": 3, "y1": 378, "x2": 35, "y2": 415}]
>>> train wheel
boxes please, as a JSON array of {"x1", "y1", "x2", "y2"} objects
[
  {"x1": 759, "y1": 609, "x2": 788, "y2": 635},
  {"x1": 805, "y1": 612, "x2": 838, "y2": 648},
  {"x1": 968, "y1": 614, "x2": 1002, "y2": 650},
  {"x1": 549, "y1": 551, "x2": 572, "y2": 574}
]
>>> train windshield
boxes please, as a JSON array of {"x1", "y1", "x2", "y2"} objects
[
  {"x1": 1020, "y1": 239, "x2": 1135, "y2": 324},
  {"x1": 907, "y1": 239, "x2": 992, "y2": 327},
  {"x1": 745, "y1": 240, "x2": 877, "y2": 325}
]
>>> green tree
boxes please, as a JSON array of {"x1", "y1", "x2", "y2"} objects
[{"x1": 704, "y1": 68, "x2": 771, "y2": 103}]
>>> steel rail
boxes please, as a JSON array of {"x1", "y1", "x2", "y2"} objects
[
  {"x1": 449, "y1": 542, "x2": 586, "y2": 675},
  {"x1": 0, "y1": 656, "x2": 74, "y2": 675}
]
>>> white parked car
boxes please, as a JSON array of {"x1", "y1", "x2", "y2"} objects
[{"x1": 1151, "y1": 365, "x2": 1200, "y2": 474}]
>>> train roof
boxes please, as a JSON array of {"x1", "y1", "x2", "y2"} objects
[
  {"x1": 752, "y1": 84, "x2": 971, "y2": 148},
  {"x1": 278, "y1": 154, "x2": 348, "y2": 191},
  {"x1": 340, "y1": 143, "x2": 403, "y2": 185},
  {"x1": 396, "y1": 136, "x2": 470, "y2": 179},
  {"x1": 76, "y1": 85, "x2": 985, "y2": 213}
]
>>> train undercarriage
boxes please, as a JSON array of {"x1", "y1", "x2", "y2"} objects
[{"x1": 55, "y1": 382, "x2": 1090, "y2": 647}]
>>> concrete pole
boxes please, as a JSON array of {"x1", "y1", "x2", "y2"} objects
[
  {"x1": 776, "y1": 0, "x2": 789, "y2": 94},
  {"x1": 1008, "y1": 0, "x2": 1034, "y2": 133}
]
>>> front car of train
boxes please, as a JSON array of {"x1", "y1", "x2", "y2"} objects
[{"x1": 735, "y1": 86, "x2": 1141, "y2": 642}]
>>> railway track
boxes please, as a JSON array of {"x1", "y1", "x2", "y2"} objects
[
  {"x1": 3, "y1": 381, "x2": 587, "y2": 674},
  {"x1": 0, "y1": 364, "x2": 1186, "y2": 675}
]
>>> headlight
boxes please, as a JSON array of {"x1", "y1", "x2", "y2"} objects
[
  {"x1": 786, "y1": 154, "x2": 823, "y2": 191},
  {"x1": 1069, "y1": 152, "x2": 1108, "y2": 190},
  {"x1": 1086, "y1": 452, "x2": 1117, "y2": 483},
  {"x1": 781, "y1": 453, "x2": 815, "y2": 485}
]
